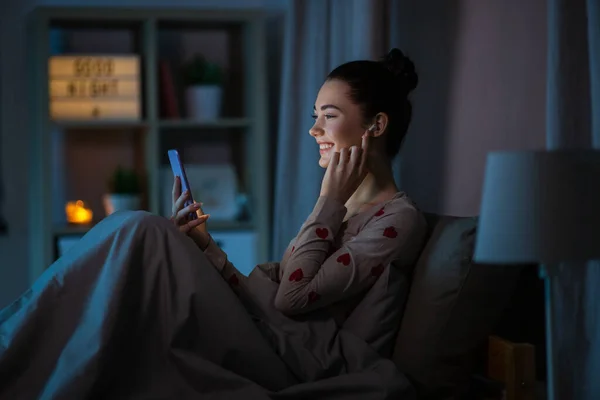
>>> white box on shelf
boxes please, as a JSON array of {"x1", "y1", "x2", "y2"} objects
[{"x1": 161, "y1": 165, "x2": 239, "y2": 220}]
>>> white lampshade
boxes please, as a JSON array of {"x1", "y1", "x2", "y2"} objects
[{"x1": 474, "y1": 150, "x2": 600, "y2": 265}]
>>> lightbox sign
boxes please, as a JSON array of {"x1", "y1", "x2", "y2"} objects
[{"x1": 48, "y1": 55, "x2": 141, "y2": 120}]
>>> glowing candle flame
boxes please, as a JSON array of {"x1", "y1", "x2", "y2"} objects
[{"x1": 65, "y1": 200, "x2": 93, "y2": 224}]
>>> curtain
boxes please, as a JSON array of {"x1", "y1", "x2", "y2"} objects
[
  {"x1": 547, "y1": 0, "x2": 600, "y2": 398},
  {"x1": 0, "y1": 26, "x2": 5, "y2": 235},
  {"x1": 271, "y1": 0, "x2": 389, "y2": 259}
]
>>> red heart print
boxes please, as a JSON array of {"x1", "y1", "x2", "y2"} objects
[
  {"x1": 289, "y1": 268, "x2": 304, "y2": 282},
  {"x1": 383, "y1": 226, "x2": 398, "y2": 238},
  {"x1": 336, "y1": 253, "x2": 351, "y2": 266},
  {"x1": 308, "y1": 291, "x2": 320, "y2": 303},
  {"x1": 371, "y1": 265, "x2": 385, "y2": 277},
  {"x1": 315, "y1": 228, "x2": 329, "y2": 239},
  {"x1": 375, "y1": 207, "x2": 385, "y2": 216},
  {"x1": 228, "y1": 274, "x2": 239, "y2": 286}
]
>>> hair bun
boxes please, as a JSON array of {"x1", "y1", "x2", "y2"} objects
[{"x1": 381, "y1": 48, "x2": 418, "y2": 94}]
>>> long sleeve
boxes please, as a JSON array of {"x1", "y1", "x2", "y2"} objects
[
  {"x1": 202, "y1": 235, "x2": 248, "y2": 290},
  {"x1": 274, "y1": 197, "x2": 423, "y2": 316},
  {"x1": 200, "y1": 196, "x2": 346, "y2": 293},
  {"x1": 277, "y1": 238, "x2": 296, "y2": 279},
  {"x1": 280, "y1": 195, "x2": 346, "y2": 272},
  {"x1": 278, "y1": 197, "x2": 345, "y2": 278}
]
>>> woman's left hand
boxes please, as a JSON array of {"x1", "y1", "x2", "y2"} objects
[{"x1": 171, "y1": 176, "x2": 211, "y2": 249}]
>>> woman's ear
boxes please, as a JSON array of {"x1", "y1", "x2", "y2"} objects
[{"x1": 370, "y1": 113, "x2": 389, "y2": 138}]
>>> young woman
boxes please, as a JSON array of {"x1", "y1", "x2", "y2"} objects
[{"x1": 0, "y1": 48, "x2": 427, "y2": 400}]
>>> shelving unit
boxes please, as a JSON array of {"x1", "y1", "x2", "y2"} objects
[
  {"x1": 158, "y1": 118, "x2": 251, "y2": 129},
  {"x1": 27, "y1": 7, "x2": 269, "y2": 282},
  {"x1": 53, "y1": 121, "x2": 150, "y2": 130}
]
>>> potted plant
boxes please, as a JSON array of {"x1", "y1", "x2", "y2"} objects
[
  {"x1": 102, "y1": 166, "x2": 142, "y2": 216},
  {"x1": 181, "y1": 55, "x2": 224, "y2": 120}
]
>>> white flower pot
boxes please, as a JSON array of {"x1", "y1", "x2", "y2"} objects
[
  {"x1": 185, "y1": 85, "x2": 223, "y2": 120},
  {"x1": 103, "y1": 194, "x2": 141, "y2": 216}
]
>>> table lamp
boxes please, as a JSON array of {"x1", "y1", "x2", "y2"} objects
[{"x1": 474, "y1": 149, "x2": 600, "y2": 400}]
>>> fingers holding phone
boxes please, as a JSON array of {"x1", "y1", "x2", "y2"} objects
[
  {"x1": 173, "y1": 206, "x2": 209, "y2": 235},
  {"x1": 172, "y1": 176, "x2": 196, "y2": 216},
  {"x1": 171, "y1": 176, "x2": 209, "y2": 233},
  {"x1": 168, "y1": 149, "x2": 211, "y2": 249}
]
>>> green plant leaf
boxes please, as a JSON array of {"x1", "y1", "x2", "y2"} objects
[
  {"x1": 181, "y1": 54, "x2": 224, "y2": 86},
  {"x1": 108, "y1": 166, "x2": 141, "y2": 194}
]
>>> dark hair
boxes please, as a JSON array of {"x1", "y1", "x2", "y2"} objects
[{"x1": 326, "y1": 48, "x2": 418, "y2": 158}]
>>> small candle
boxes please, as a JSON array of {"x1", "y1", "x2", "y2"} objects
[{"x1": 65, "y1": 200, "x2": 93, "y2": 224}]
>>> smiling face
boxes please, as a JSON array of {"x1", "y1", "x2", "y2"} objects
[{"x1": 310, "y1": 79, "x2": 369, "y2": 168}]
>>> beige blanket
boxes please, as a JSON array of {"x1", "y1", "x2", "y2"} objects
[{"x1": 0, "y1": 211, "x2": 414, "y2": 399}]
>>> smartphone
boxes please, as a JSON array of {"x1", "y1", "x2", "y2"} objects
[{"x1": 168, "y1": 149, "x2": 197, "y2": 220}]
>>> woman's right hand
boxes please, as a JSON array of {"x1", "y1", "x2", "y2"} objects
[{"x1": 171, "y1": 176, "x2": 211, "y2": 249}]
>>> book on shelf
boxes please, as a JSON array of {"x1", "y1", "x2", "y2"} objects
[{"x1": 158, "y1": 60, "x2": 180, "y2": 119}]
